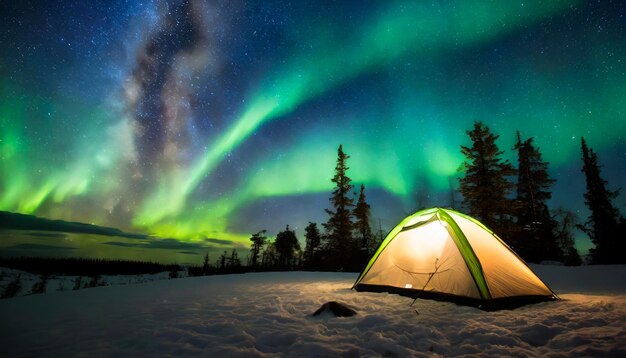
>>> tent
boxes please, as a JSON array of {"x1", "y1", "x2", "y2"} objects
[{"x1": 353, "y1": 208, "x2": 558, "y2": 310}]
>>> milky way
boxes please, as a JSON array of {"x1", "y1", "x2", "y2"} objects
[{"x1": 1, "y1": 0, "x2": 624, "y2": 262}]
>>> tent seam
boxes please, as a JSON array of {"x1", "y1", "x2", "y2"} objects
[{"x1": 438, "y1": 209, "x2": 492, "y2": 300}]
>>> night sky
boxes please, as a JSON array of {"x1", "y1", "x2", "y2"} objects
[{"x1": 1, "y1": 0, "x2": 624, "y2": 263}]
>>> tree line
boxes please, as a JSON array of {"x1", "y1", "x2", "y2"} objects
[
  {"x1": 244, "y1": 121, "x2": 624, "y2": 271},
  {"x1": 0, "y1": 257, "x2": 180, "y2": 299},
  {"x1": 0, "y1": 256, "x2": 180, "y2": 276}
]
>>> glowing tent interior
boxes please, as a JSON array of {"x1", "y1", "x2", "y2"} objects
[{"x1": 353, "y1": 208, "x2": 559, "y2": 310}]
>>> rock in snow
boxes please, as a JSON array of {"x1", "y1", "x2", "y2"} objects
[{"x1": 312, "y1": 301, "x2": 357, "y2": 317}]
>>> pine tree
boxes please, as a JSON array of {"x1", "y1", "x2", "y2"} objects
[
  {"x1": 303, "y1": 222, "x2": 321, "y2": 269},
  {"x1": 353, "y1": 184, "x2": 374, "y2": 265},
  {"x1": 275, "y1": 225, "x2": 300, "y2": 269},
  {"x1": 553, "y1": 208, "x2": 582, "y2": 266},
  {"x1": 219, "y1": 251, "x2": 227, "y2": 272},
  {"x1": 371, "y1": 219, "x2": 385, "y2": 254},
  {"x1": 459, "y1": 122, "x2": 516, "y2": 238},
  {"x1": 323, "y1": 144, "x2": 356, "y2": 271},
  {"x1": 514, "y1": 132, "x2": 555, "y2": 223},
  {"x1": 228, "y1": 249, "x2": 241, "y2": 270},
  {"x1": 249, "y1": 230, "x2": 267, "y2": 269},
  {"x1": 513, "y1": 132, "x2": 561, "y2": 262},
  {"x1": 202, "y1": 252, "x2": 210, "y2": 274},
  {"x1": 261, "y1": 242, "x2": 278, "y2": 268},
  {"x1": 580, "y1": 137, "x2": 624, "y2": 264}
]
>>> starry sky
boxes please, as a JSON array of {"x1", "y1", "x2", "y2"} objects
[{"x1": 1, "y1": 0, "x2": 624, "y2": 263}]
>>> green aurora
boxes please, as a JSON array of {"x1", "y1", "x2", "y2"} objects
[{"x1": 0, "y1": 0, "x2": 624, "y2": 261}]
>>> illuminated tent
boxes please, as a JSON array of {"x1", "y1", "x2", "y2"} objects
[{"x1": 353, "y1": 208, "x2": 558, "y2": 310}]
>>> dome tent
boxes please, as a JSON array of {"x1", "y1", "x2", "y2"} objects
[{"x1": 353, "y1": 208, "x2": 558, "y2": 310}]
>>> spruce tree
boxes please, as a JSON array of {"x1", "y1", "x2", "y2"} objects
[
  {"x1": 353, "y1": 184, "x2": 374, "y2": 262},
  {"x1": 228, "y1": 249, "x2": 241, "y2": 270},
  {"x1": 459, "y1": 122, "x2": 516, "y2": 238},
  {"x1": 323, "y1": 144, "x2": 356, "y2": 270},
  {"x1": 202, "y1": 252, "x2": 210, "y2": 275},
  {"x1": 514, "y1": 132, "x2": 554, "y2": 223},
  {"x1": 553, "y1": 208, "x2": 582, "y2": 266},
  {"x1": 275, "y1": 225, "x2": 300, "y2": 269},
  {"x1": 580, "y1": 137, "x2": 624, "y2": 264},
  {"x1": 303, "y1": 222, "x2": 321, "y2": 269},
  {"x1": 261, "y1": 242, "x2": 278, "y2": 268},
  {"x1": 513, "y1": 132, "x2": 561, "y2": 262},
  {"x1": 371, "y1": 219, "x2": 385, "y2": 254},
  {"x1": 219, "y1": 251, "x2": 227, "y2": 272},
  {"x1": 249, "y1": 230, "x2": 267, "y2": 269}
]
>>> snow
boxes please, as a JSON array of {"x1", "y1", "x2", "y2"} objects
[
  {"x1": 0, "y1": 268, "x2": 178, "y2": 297},
  {"x1": 1, "y1": 265, "x2": 625, "y2": 357}
]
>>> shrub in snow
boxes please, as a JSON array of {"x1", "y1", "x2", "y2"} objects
[
  {"x1": 29, "y1": 274, "x2": 49, "y2": 295},
  {"x1": 1, "y1": 274, "x2": 22, "y2": 299},
  {"x1": 86, "y1": 275, "x2": 103, "y2": 288},
  {"x1": 73, "y1": 276, "x2": 82, "y2": 290},
  {"x1": 187, "y1": 266, "x2": 204, "y2": 277},
  {"x1": 169, "y1": 270, "x2": 179, "y2": 279}
]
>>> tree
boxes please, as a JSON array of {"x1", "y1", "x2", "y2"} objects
[
  {"x1": 459, "y1": 122, "x2": 516, "y2": 240},
  {"x1": 513, "y1": 132, "x2": 561, "y2": 262},
  {"x1": 448, "y1": 176, "x2": 458, "y2": 209},
  {"x1": 514, "y1": 132, "x2": 555, "y2": 225},
  {"x1": 303, "y1": 222, "x2": 322, "y2": 269},
  {"x1": 580, "y1": 137, "x2": 624, "y2": 263},
  {"x1": 323, "y1": 144, "x2": 356, "y2": 270},
  {"x1": 202, "y1": 252, "x2": 210, "y2": 274},
  {"x1": 275, "y1": 225, "x2": 301, "y2": 269},
  {"x1": 353, "y1": 184, "x2": 374, "y2": 264},
  {"x1": 261, "y1": 242, "x2": 278, "y2": 268},
  {"x1": 227, "y1": 249, "x2": 241, "y2": 271},
  {"x1": 552, "y1": 208, "x2": 582, "y2": 266},
  {"x1": 371, "y1": 219, "x2": 385, "y2": 254},
  {"x1": 249, "y1": 230, "x2": 267, "y2": 269},
  {"x1": 218, "y1": 251, "x2": 227, "y2": 272}
]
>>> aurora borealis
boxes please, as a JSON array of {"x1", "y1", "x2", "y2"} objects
[{"x1": 1, "y1": 0, "x2": 624, "y2": 262}]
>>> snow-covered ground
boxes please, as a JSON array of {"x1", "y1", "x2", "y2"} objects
[
  {"x1": 1, "y1": 265, "x2": 625, "y2": 357},
  {"x1": 0, "y1": 268, "x2": 178, "y2": 296}
]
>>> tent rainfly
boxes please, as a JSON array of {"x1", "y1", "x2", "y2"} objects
[{"x1": 353, "y1": 208, "x2": 558, "y2": 310}]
